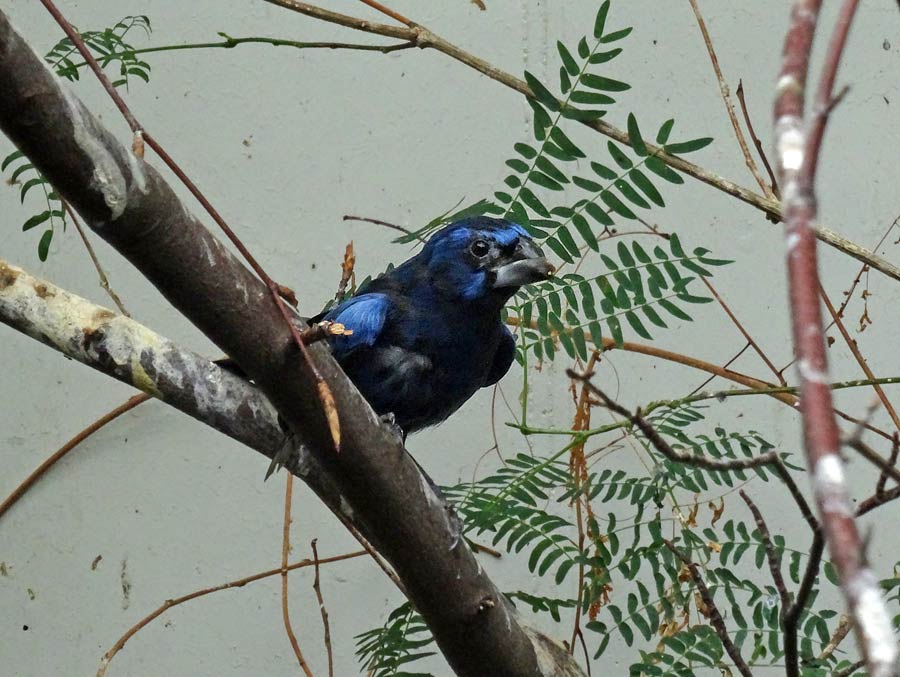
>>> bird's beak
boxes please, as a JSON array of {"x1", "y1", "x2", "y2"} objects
[{"x1": 491, "y1": 238, "x2": 555, "y2": 288}]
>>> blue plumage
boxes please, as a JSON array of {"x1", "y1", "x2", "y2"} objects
[{"x1": 321, "y1": 216, "x2": 553, "y2": 433}]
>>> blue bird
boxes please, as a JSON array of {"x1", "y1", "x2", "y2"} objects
[{"x1": 322, "y1": 216, "x2": 553, "y2": 434}]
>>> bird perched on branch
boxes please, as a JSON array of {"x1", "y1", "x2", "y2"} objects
[
  {"x1": 324, "y1": 216, "x2": 554, "y2": 431},
  {"x1": 266, "y1": 217, "x2": 552, "y2": 478}
]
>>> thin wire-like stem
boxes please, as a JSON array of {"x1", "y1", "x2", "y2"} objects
[
  {"x1": 735, "y1": 81, "x2": 780, "y2": 198},
  {"x1": 96, "y1": 549, "x2": 365, "y2": 676},
  {"x1": 311, "y1": 539, "x2": 334, "y2": 677},
  {"x1": 280, "y1": 474, "x2": 313, "y2": 676},
  {"x1": 64, "y1": 202, "x2": 130, "y2": 316},
  {"x1": 687, "y1": 0, "x2": 774, "y2": 199},
  {"x1": 0, "y1": 394, "x2": 150, "y2": 521}
]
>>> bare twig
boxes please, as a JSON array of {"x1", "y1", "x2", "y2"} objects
[
  {"x1": 700, "y1": 276, "x2": 785, "y2": 385},
  {"x1": 876, "y1": 434, "x2": 900, "y2": 495},
  {"x1": 739, "y1": 490, "x2": 796, "y2": 676},
  {"x1": 335, "y1": 242, "x2": 355, "y2": 302},
  {"x1": 342, "y1": 214, "x2": 425, "y2": 243},
  {"x1": 663, "y1": 539, "x2": 752, "y2": 677},
  {"x1": 687, "y1": 0, "x2": 774, "y2": 199},
  {"x1": 311, "y1": 539, "x2": 334, "y2": 677},
  {"x1": 96, "y1": 549, "x2": 365, "y2": 676},
  {"x1": 64, "y1": 201, "x2": 130, "y2": 316},
  {"x1": 262, "y1": 0, "x2": 900, "y2": 282},
  {"x1": 0, "y1": 393, "x2": 149, "y2": 521},
  {"x1": 818, "y1": 615, "x2": 853, "y2": 663},
  {"x1": 821, "y1": 287, "x2": 900, "y2": 435},
  {"x1": 281, "y1": 474, "x2": 313, "y2": 675},
  {"x1": 774, "y1": 1, "x2": 898, "y2": 673},
  {"x1": 833, "y1": 660, "x2": 866, "y2": 677},
  {"x1": 736, "y1": 81, "x2": 780, "y2": 198}
]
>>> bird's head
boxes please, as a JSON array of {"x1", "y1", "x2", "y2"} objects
[{"x1": 421, "y1": 217, "x2": 554, "y2": 303}]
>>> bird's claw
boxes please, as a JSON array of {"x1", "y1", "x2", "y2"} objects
[{"x1": 379, "y1": 412, "x2": 405, "y2": 441}]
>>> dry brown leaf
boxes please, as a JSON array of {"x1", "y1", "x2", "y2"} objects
[{"x1": 317, "y1": 380, "x2": 341, "y2": 451}]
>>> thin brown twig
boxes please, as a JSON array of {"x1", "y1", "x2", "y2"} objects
[
  {"x1": 818, "y1": 615, "x2": 853, "y2": 663},
  {"x1": 281, "y1": 474, "x2": 313, "y2": 675},
  {"x1": 833, "y1": 660, "x2": 866, "y2": 677},
  {"x1": 356, "y1": 0, "x2": 413, "y2": 26},
  {"x1": 260, "y1": 0, "x2": 900, "y2": 282},
  {"x1": 736, "y1": 81, "x2": 780, "y2": 199},
  {"x1": 700, "y1": 276, "x2": 785, "y2": 384},
  {"x1": 687, "y1": 0, "x2": 774, "y2": 199},
  {"x1": 96, "y1": 549, "x2": 365, "y2": 676},
  {"x1": 342, "y1": 214, "x2": 426, "y2": 243},
  {"x1": 820, "y1": 286, "x2": 900, "y2": 434},
  {"x1": 63, "y1": 201, "x2": 130, "y2": 316},
  {"x1": 39, "y1": 0, "x2": 341, "y2": 452},
  {"x1": 739, "y1": 490, "x2": 797, "y2": 676},
  {"x1": 876, "y1": 434, "x2": 900, "y2": 495},
  {"x1": 663, "y1": 539, "x2": 752, "y2": 677},
  {"x1": 311, "y1": 539, "x2": 334, "y2": 677},
  {"x1": 0, "y1": 393, "x2": 150, "y2": 521}
]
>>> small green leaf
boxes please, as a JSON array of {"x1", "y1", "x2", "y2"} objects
[
  {"x1": 588, "y1": 48, "x2": 623, "y2": 64},
  {"x1": 656, "y1": 119, "x2": 676, "y2": 144},
  {"x1": 545, "y1": 236, "x2": 574, "y2": 263},
  {"x1": 585, "y1": 202, "x2": 614, "y2": 226},
  {"x1": 550, "y1": 127, "x2": 586, "y2": 159},
  {"x1": 646, "y1": 156, "x2": 684, "y2": 184},
  {"x1": 557, "y1": 225, "x2": 580, "y2": 257},
  {"x1": 580, "y1": 73, "x2": 631, "y2": 92},
  {"x1": 529, "y1": 99, "x2": 552, "y2": 140},
  {"x1": 556, "y1": 41, "x2": 579, "y2": 76},
  {"x1": 629, "y1": 169, "x2": 665, "y2": 207},
  {"x1": 593, "y1": 1, "x2": 611, "y2": 38},
  {"x1": 10, "y1": 162, "x2": 35, "y2": 184},
  {"x1": 530, "y1": 171, "x2": 563, "y2": 192},
  {"x1": 520, "y1": 187, "x2": 550, "y2": 217},
  {"x1": 559, "y1": 67, "x2": 572, "y2": 94},
  {"x1": 577, "y1": 36, "x2": 590, "y2": 59},
  {"x1": 601, "y1": 191, "x2": 636, "y2": 220},
  {"x1": 591, "y1": 161, "x2": 618, "y2": 180},
  {"x1": 38, "y1": 228, "x2": 53, "y2": 261},
  {"x1": 22, "y1": 210, "x2": 52, "y2": 231},
  {"x1": 572, "y1": 213, "x2": 598, "y2": 251},
  {"x1": 506, "y1": 158, "x2": 529, "y2": 174},
  {"x1": 607, "y1": 315, "x2": 624, "y2": 347},
  {"x1": 524, "y1": 71, "x2": 560, "y2": 111},
  {"x1": 536, "y1": 156, "x2": 569, "y2": 184},
  {"x1": 600, "y1": 27, "x2": 633, "y2": 43},
  {"x1": 626, "y1": 113, "x2": 648, "y2": 156},
  {"x1": 515, "y1": 143, "x2": 538, "y2": 159},
  {"x1": 607, "y1": 141, "x2": 633, "y2": 169},
  {"x1": 572, "y1": 175, "x2": 603, "y2": 192},
  {"x1": 20, "y1": 177, "x2": 44, "y2": 203},
  {"x1": 1, "y1": 149, "x2": 25, "y2": 172},
  {"x1": 665, "y1": 137, "x2": 714, "y2": 154},
  {"x1": 615, "y1": 179, "x2": 650, "y2": 209},
  {"x1": 570, "y1": 90, "x2": 615, "y2": 106}
]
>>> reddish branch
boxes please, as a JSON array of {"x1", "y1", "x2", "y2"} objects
[{"x1": 774, "y1": 1, "x2": 898, "y2": 674}]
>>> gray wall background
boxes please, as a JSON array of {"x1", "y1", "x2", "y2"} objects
[{"x1": 1, "y1": 1, "x2": 898, "y2": 675}]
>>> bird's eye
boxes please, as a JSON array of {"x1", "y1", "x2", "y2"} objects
[{"x1": 469, "y1": 239, "x2": 490, "y2": 258}]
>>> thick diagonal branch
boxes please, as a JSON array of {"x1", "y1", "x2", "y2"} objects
[{"x1": 0, "y1": 12, "x2": 583, "y2": 677}]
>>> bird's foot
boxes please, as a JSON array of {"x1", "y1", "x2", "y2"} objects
[{"x1": 379, "y1": 412, "x2": 406, "y2": 442}]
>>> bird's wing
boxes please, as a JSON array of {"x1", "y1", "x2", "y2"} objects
[
  {"x1": 483, "y1": 326, "x2": 516, "y2": 386},
  {"x1": 324, "y1": 292, "x2": 391, "y2": 358}
]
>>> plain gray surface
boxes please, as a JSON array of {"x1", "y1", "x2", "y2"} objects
[{"x1": 1, "y1": 1, "x2": 898, "y2": 675}]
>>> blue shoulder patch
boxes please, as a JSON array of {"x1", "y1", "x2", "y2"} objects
[{"x1": 324, "y1": 293, "x2": 390, "y2": 353}]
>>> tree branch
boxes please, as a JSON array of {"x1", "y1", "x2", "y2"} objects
[
  {"x1": 262, "y1": 0, "x2": 900, "y2": 283},
  {"x1": 0, "y1": 13, "x2": 583, "y2": 676},
  {"x1": 774, "y1": 2, "x2": 898, "y2": 673}
]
